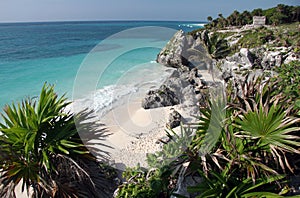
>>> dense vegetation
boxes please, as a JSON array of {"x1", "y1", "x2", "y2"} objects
[
  {"x1": 115, "y1": 60, "x2": 300, "y2": 197},
  {"x1": 189, "y1": 22, "x2": 300, "y2": 59},
  {"x1": 0, "y1": 84, "x2": 117, "y2": 197},
  {"x1": 235, "y1": 23, "x2": 300, "y2": 49},
  {"x1": 2, "y1": 65, "x2": 298, "y2": 198},
  {"x1": 205, "y1": 4, "x2": 300, "y2": 29}
]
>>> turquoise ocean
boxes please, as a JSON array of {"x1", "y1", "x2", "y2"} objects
[{"x1": 0, "y1": 21, "x2": 204, "y2": 112}]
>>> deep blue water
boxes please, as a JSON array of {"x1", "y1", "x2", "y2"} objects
[{"x1": 0, "y1": 21, "x2": 204, "y2": 110}]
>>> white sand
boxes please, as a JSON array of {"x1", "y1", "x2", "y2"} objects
[
  {"x1": 82, "y1": 69, "x2": 215, "y2": 169},
  {"x1": 99, "y1": 97, "x2": 172, "y2": 168}
]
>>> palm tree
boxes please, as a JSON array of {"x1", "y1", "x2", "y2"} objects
[
  {"x1": 0, "y1": 84, "x2": 114, "y2": 197},
  {"x1": 252, "y1": 8, "x2": 263, "y2": 16},
  {"x1": 207, "y1": 16, "x2": 213, "y2": 23},
  {"x1": 241, "y1": 10, "x2": 253, "y2": 25},
  {"x1": 217, "y1": 13, "x2": 227, "y2": 28},
  {"x1": 232, "y1": 10, "x2": 241, "y2": 26},
  {"x1": 234, "y1": 97, "x2": 300, "y2": 174},
  {"x1": 227, "y1": 75, "x2": 300, "y2": 174}
]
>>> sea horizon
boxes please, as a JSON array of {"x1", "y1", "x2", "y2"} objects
[{"x1": 0, "y1": 19, "x2": 207, "y2": 25}]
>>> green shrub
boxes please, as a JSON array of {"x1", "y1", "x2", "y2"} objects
[
  {"x1": 271, "y1": 60, "x2": 300, "y2": 115},
  {"x1": 0, "y1": 84, "x2": 114, "y2": 197},
  {"x1": 115, "y1": 165, "x2": 172, "y2": 198}
]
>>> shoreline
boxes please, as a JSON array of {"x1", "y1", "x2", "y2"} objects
[{"x1": 88, "y1": 67, "x2": 214, "y2": 168}]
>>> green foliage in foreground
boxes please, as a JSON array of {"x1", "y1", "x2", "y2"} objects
[
  {"x1": 115, "y1": 165, "x2": 173, "y2": 198},
  {"x1": 115, "y1": 67, "x2": 300, "y2": 197},
  {"x1": 0, "y1": 84, "x2": 115, "y2": 197},
  {"x1": 188, "y1": 171, "x2": 285, "y2": 198}
]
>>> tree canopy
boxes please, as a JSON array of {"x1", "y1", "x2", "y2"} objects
[{"x1": 205, "y1": 4, "x2": 300, "y2": 29}]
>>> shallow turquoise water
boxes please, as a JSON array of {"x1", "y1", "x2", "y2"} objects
[{"x1": 0, "y1": 21, "x2": 204, "y2": 109}]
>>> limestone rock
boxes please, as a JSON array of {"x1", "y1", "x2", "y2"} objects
[
  {"x1": 166, "y1": 109, "x2": 182, "y2": 129},
  {"x1": 156, "y1": 30, "x2": 190, "y2": 68},
  {"x1": 142, "y1": 85, "x2": 179, "y2": 109},
  {"x1": 261, "y1": 51, "x2": 282, "y2": 69},
  {"x1": 284, "y1": 52, "x2": 300, "y2": 64},
  {"x1": 226, "y1": 48, "x2": 254, "y2": 69},
  {"x1": 156, "y1": 30, "x2": 213, "y2": 70},
  {"x1": 171, "y1": 175, "x2": 202, "y2": 198}
]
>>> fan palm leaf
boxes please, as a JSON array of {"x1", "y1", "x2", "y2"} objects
[
  {"x1": 235, "y1": 102, "x2": 300, "y2": 172},
  {"x1": 0, "y1": 84, "x2": 112, "y2": 197}
]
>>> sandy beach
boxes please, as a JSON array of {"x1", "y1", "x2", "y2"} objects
[
  {"x1": 86, "y1": 69, "x2": 215, "y2": 169},
  {"x1": 99, "y1": 96, "x2": 172, "y2": 168}
]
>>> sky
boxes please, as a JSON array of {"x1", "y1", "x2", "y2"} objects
[{"x1": 0, "y1": 0, "x2": 299, "y2": 23}]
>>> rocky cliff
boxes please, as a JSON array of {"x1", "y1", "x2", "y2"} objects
[
  {"x1": 153, "y1": 27, "x2": 299, "y2": 109},
  {"x1": 156, "y1": 30, "x2": 213, "y2": 70}
]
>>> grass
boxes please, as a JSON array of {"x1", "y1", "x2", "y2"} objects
[
  {"x1": 233, "y1": 22, "x2": 300, "y2": 51},
  {"x1": 190, "y1": 22, "x2": 300, "y2": 55}
]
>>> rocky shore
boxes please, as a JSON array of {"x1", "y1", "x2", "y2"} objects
[
  {"x1": 103, "y1": 23, "x2": 299, "y2": 171},
  {"x1": 135, "y1": 24, "x2": 300, "y2": 197},
  {"x1": 149, "y1": 25, "x2": 299, "y2": 114}
]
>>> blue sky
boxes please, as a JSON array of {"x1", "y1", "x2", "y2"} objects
[{"x1": 0, "y1": 0, "x2": 299, "y2": 22}]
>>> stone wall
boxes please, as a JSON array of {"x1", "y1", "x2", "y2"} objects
[{"x1": 253, "y1": 16, "x2": 266, "y2": 26}]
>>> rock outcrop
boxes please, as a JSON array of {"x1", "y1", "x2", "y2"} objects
[
  {"x1": 151, "y1": 26, "x2": 300, "y2": 198},
  {"x1": 217, "y1": 46, "x2": 300, "y2": 84},
  {"x1": 142, "y1": 85, "x2": 179, "y2": 109},
  {"x1": 142, "y1": 67, "x2": 208, "y2": 109},
  {"x1": 227, "y1": 48, "x2": 254, "y2": 69},
  {"x1": 156, "y1": 30, "x2": 191, "y2": 68},
  {"x1": 156, "y1": 30, "x2": 212, "y2": 70}
]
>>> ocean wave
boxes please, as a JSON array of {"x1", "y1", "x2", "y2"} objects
[
  {"x1": 72, "y1": 84, "x2": 138, "y2": 118},
  {"x1": 73, "y1": 64, "x2": 175, "y2": 119},
  {"x1": 178, "y1": 23, "x2": 206, "y2": 28},
  {"x1": 92, "y1": 84, "x2": 138, "y2": 117}
]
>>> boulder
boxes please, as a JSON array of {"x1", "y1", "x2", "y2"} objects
[
  {"x1": 171, "y1": 175, "x2": 202, "y2": 198},
  {"x1": 284, "y1": 52, "x2": 300, "y2": 64},
  {"x1": 226, "y1": 48, "x2": 254, "y2": 69},
  {"x1": 221, "y1": 69, "x2": 233, "y2": 82},
  {"x1": 240, "y1": 48, "x2": 254, "y2": 68},
  {"x1": 261, "y1": 51, "x2": 282, "y2": 69},
  {"x1": 142, "y1": 85, "x2": 179, "y2": 109},
  {"x1": 166, "y1": 109, "x2": 182, "y2": 129}
]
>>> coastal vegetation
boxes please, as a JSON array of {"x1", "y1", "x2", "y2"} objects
[
  {"x1": 114, "y1": 4, "x2": 300, "y2": 197},
  {"x1": 114, "y1": 59, "x2": 300, "y2": 197},
  {"x1": 189, "y1": 22, "x2": 300, "y2": 61},
  {"x1": 205, "y1": 4, "x2": 300, "y2": 29},
  {"x1": 0, "y1": 84, "x2": 117, "y2": 197}
]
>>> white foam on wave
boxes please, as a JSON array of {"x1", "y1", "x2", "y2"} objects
[
  {"x1": 178, "y1": 23, "x2": 206, "y2": 29},
  {"x1": 191, "y1": 23, "x2": 206, "y2": 27},
  {"x1": 92, "y1": 84, "x2": 138, "y2": 117},
  {"x1": 73, "y1": 62, "x2": 175, "y2": 119}
]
